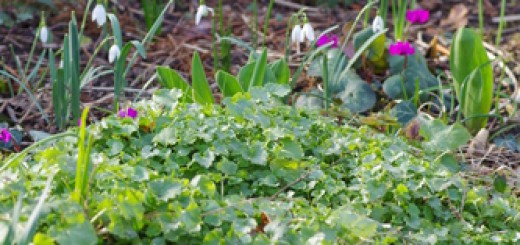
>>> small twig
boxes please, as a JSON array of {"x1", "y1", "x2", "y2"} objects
[{"x1": 270, "y1": 169, "x2": 313, "y2": 201}]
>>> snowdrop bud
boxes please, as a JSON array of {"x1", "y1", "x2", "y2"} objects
[
  {"x1": 291, "y1": 24, "x2": 302, "y2": 44},
  {"x1": 195, "y1": 4, "x2": 214, "y2": 25},
  {"x1": 108, "y1": 44, "x2": 121, "y2": 63},
  {"x1": 302, "y1": 22, "x2": 315, "y2": 42},
  {"x1": 372, "y1": 15, "x2": 384, "y2": 33},
  {"x1": 40, "y1": 26, "x2": 49, "y2": 44},
  {"x1": 92, "y1": 4, "x2": 107, "y2": 27}
]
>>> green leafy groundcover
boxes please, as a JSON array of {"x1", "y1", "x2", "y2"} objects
[{"x1": 1, "y1": 85, "x2": 519, "y2": 244}]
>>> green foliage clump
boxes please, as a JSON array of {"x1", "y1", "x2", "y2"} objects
[{"x1": 1, "y1": 85, "x2": 519, "y2": 244}]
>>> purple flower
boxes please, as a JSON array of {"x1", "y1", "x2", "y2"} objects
[
  {"x1": 316, "y1": 34, "x2": 338, "y2": 48},
  {"x1": 118, "y1": 109, "x2": 127, "y2": 118},
  {"x1": 406, "y1": 9, "x2": 429, "y2": 24},
  {"x1": 118, "y1": 107, "x2": 138, "y2": 119},
  {"x1": 0, "y1": 128, "x2": 12, "y2": 143},
  {"x1": 126, "y1": 107, "x2": 138, "y2": 119},
  {"x1": 78, "y1": 119, "x2": 82, "y2": 126},
  {"x1": 389, "y1": 41, "x2": 415, "y2": 56}
]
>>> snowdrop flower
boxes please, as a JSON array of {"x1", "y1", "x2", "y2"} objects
[
  {"x1": 40, "y1": 25, "x2": 49, "y2": 44},
  {"x1": 92, "y1": 4, "x2": 107, "y2": 27},
  {"x1": 291, "y1": 24, "x2": 303, "y2": 44},
  {"x1": 195, "y1": 4, "x2": 214, "y2": 25},
  {"x1": 389, "y1": 41, "x2": 415, "y2": 56},
  {"x1": 406, "y1": 9, "x2": 429, "y2": 24},
  {"x1": 0, "y1": 128, "x2": 12, "y2": 144},
  {"x1": 301, "y1": 22, "x2": 315, "y2": 42},
  {"x1": 372, "y1": 15, "x2": 384, "y2": 32},
  {"x1": 108, "y1": 44, "x2": 121, "y2": 63}
]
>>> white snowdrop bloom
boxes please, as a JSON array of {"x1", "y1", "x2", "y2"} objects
[
  {"x1": 92, "y1": 4, "x2": 107, "y2": 27},
  {"x1": 195, "y1": 4, "x2": 214, "y2": 25},
  {"x1": 291, "y1": 24, "x2": 303, "y2": 44},
  {"x1": 40, "y1": 26, "x2": 49, "y2": 44},
  {"x1": 372, "y1": 15, "x2": 384, "y2": 32},
  {"x1": 108, "y1": 44, "x2": 121, "y2": 63},
  {"x1": 301, "y1": 22, "x2": 315, "y2": 42}
]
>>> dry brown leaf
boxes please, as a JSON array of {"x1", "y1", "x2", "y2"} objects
[
  {"x1": 419, "y1": 0, "x2": 441, "y2": 10},
  {"x1": 483, "y1": 0, "x2": 499, "y2": 16},
  {"x1": 440, "y1": 4, "x2": 468, "y2": 30},
  {"x1": 467, "y1": 128, "x2": 489, "y2": 155}
]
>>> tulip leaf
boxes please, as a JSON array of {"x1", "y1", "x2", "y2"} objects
[
  {"x1": 215, "y1": 70, "x2": 243, "y2": 97},
  {"x1": 191, "y1": 52, "x2": 215, "y2": 105},
  {"x1": 268, "y1": 59, "x2": 291, "y2": 85},
  {"x1": 450, "y1": 28, "x2": 493, "y2": 134},
  {"x1": 156, "y1": 66, "x2": 193, "y2": 102}
]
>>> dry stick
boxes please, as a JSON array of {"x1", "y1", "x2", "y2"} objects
[{"x1": 269, "y1": 169, "x2": 313, "y2": 201}]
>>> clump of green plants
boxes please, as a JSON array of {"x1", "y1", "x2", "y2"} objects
[{"x1": 1, "y1": 87, "x2": 519, "y2": 244}]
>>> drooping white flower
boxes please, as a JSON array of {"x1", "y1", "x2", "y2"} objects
[
  {"x1": 372, "y1": 15, "x2": 384, "y2": 33},
  {"x1": 108, "y1": 44, "x2": 121, "y2": 63},
  {"x1": 195, "y1": 4, "x2": 214, "y2": 25},
  {"x1": 40, "y1": 26, "x2": 49, "y2": 44},
  {"x1": 301, "y1": 22, "x2": 315, "y2": 42},
  {"x1": 92, "y1": 4, "x2": 107, "y2": 27},
  {"x1": 291, "y1": 24, "x2": 303, "y2": 44}
]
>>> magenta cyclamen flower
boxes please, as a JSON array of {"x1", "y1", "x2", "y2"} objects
[
  {"x1": 0, "y1": 128, "x2": 12, "y2": 143},
  {"x1": 389, "y1": 41, "x2": 415, "y2": 56},
  {"x1": 118, "y1": 107, "x2": 138, "y2": 119},
  {"x1": 316, "y1": 34, "x2": 338, "y2": 48},
  {"x1": 406, "y1": 9, "x2": 429, "y2": 24}
]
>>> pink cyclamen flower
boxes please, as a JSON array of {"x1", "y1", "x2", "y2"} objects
[
  {"x1": 0, "y1": 128, "x2": 12, "y2": 143},
  {"x1": 389, "y1": 41, "x2": 415, "y2": 56},
  {"x1": 316, "y1": 34, "x2": 338, "y2": 48},
  {"x1": 126, "y1": 107, "x2": 138, "y2": 119},
  {"x1": 118, "y1": 107, "x2": 138, "y2": 119},
  {"x1": 406, "y1": 9, "x2": 429, "y2": 24}
]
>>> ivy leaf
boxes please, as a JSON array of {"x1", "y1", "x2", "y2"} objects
[
  {"x1": 279, "y1": 138, "x2": 304, "y2": 160},
  {"x1": 54, "y1": 222, "x2": 97, "y2": 245},
  {"x1": 217, "y1": 159, "x2": 238, "y2": 175},
  {"x1": 149, "y1": 180, "x2": 183, "y2": 202},
  {"x1": 242, "y1": 142, "x2": 267, "y2": 165},
  {"x1": 328, "y1": 208, "x2": 378, "y2": 239},
  {"x1": 193, "y1": 148, "x2": 216, "y2": 168},
  {"x1": 180, "y1": 201, "x2": 202, "y2": 232},
  {"x1": 191, "y1": 175, "x2": 216, "y2": 197}
]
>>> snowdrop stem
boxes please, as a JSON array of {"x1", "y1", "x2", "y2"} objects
[
  {"x1": 79, "y1": 0, "x2": 95, "y2": 41},
  {"x1": 25, "y1": 13, "x2": 45, "y2": 75}
]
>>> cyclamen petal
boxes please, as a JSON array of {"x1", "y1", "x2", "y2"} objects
[
  {"x1": 118, "y1": 109, "x2": 127, "y2": 118},
  {"x1": 316, "y1": 34, "x2": 338, "y2": 48},
  {"x1": 0, "y1": 128, "x2": 12, "y2": 143},
  {"x1": 126, "y1": 107, "x2": 138, "y2": 119},
  {"x1": 389, "y1": 41, "x2": 415, "y2": 56},
  {"x1": 406, "y1": 9, "x2": 429, "y2": 24}
]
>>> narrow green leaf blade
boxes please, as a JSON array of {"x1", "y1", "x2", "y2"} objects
[{"x1": 191, "y1": 52, "x2": 214, "y2": 105}]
